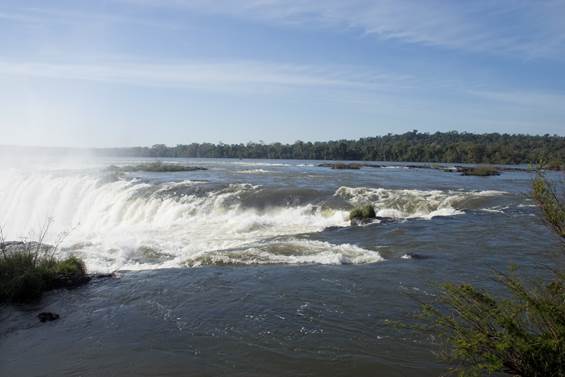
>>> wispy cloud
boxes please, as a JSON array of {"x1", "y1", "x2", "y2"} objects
[
  {"x1": 0, "y1": 5, "x2": 182, "y2": 30},
  {"x1": 4, "y1": 1, "x2": 564, "y2": 58},
  {"x1": 0, "y1": 59, "x2": 412, "y2": 93},
  {"x1": 124, "y1": 0, "x2": 565, "y2": 58},
  {"x1": 3, "y1": 57, "x2": 564, "y2": 115}
]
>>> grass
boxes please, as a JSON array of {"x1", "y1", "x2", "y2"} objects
[
  {"x1": 0, "y1": 225, "x2": 89, "y2": 303},
  {"x1": 349, "y1": 204, "x2": 376, "y2": 221},
  {"x1": 460, "y1": 166, "x2": 500, "y2": 176},
  {"x1": 108, "y1": 162, "x2": 207, "y2": 173}
]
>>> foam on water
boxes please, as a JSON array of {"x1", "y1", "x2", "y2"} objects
[
  {"x1": 0, "y1": 170, "x2": 357, "y2": 272},
  {"x1": 184, "y1": 239, "x2": 384, "y2": 267},
  {"x1": 335, "y1": 186, "x2": 506, "y2": 219},
  {"x1": 236, "y1": 169, "x2": 272, "y2": 174},
  {"x1": 233, "y1": 161, "x2": 291, "y2": 167},
  {"x1": 0, "y1": 169, "x2": 505, "y2": 272}
]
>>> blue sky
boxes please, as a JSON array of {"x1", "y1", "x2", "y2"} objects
[{"x1": 0, "y1": 0, "x2": 564, "y2": 147}]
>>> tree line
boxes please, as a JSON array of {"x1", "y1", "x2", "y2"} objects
[{"x1": 96, "y1": 131, "x2": 565, "y2": 166}]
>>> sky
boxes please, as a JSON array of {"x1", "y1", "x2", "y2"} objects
[{"x1": 0, "y1": 0, "x2": 564, "y2": 147}]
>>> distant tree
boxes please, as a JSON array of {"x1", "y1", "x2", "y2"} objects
[{"x1": 94, "y1": 131, "x2": 565, "y2": 166}]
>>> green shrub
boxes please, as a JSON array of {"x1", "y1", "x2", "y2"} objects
[
  {"x1": 419, "y1": 273, "x2": 565, "y2": 377},
  {"x1": 11, "y1": 271, "x2": 44, "y2": 301},
  {"x1": 50, "y1": 256, "x2": 86, "y2": 276},
  {"x1": 349, "y1": 205, "x2": 376, "y2": 221},
  {"x1": 0, "y1": 243, "x2": 89, "y2": 303},
  {"x1": 533, "y1": 173, "x2": 565, "y2": 238}
]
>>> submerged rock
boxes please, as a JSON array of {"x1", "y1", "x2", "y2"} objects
[
  {"x1": 401, "y1": 253, "x2": 431, "y2": 260},
  {"x1": 375, "y1": 216, "x2": 396, "y2": 224},
  {"x1": 350, "y1": 218, "x2": 373, "y2": 226},
  {"x1": 90, "y1": 273, "x2": 117, "y2": 279},
  {"x1": 350, "y1": 215, "x2": 396, "y2": 226},
  {"x1": 51, "y1": 273, "x2": 91, "y2": 290},
  {"x1": 37, "y1": 312, "x2": 60, "y2": 322}
]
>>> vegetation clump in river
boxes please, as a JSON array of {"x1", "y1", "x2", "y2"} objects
[
  {"x1": 0, "y1": 234, "x2": 89, "y2": 303},
  {"x1": 458, "y1": 166, "x2": 500, "y2": 176},
  {"x1": 349, "y1": 205, "x2": 376, "y2": 224},
  {"x1": 319, "y1": 162, "x2": 364, "y2": 170},
  {"x1": 107, "y1": 161, "x2": 207, "y2": 173}
]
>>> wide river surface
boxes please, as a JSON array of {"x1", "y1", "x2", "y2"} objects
[{"x1": 1, "y1": 156, "x2": 563, "y2": 376}]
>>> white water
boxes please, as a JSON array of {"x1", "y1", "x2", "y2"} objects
[
  {"x1": 236, "y1": 169, "x2": 273, "y2": 174},
  {"x1": 185, "y1": 239, "x2": 384, "y2": 266},
  {"x1": 335, "y1": 186, "x2": 506, "y2": 219},
  {"x1": 0, "y1": 170, "x2": 353, "y2": 271},
  {"x1": 0, "y1": 169, "x2": 505, "y2": 272}
]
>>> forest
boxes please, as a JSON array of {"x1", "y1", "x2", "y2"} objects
[{"x1": 96, "y1": 131, "x2": 565, "y2": 166}]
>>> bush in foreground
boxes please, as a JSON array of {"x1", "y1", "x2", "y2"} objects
[
  {"x1": 419, "y1": 273, "x2": 565, "y2": 376},
  {"x1": 0, "y1": 242, "x2": 89, "y2": 303}
]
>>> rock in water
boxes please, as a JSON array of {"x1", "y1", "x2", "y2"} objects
[{"x1": 37, "y1": 312, "x2": 60, "y2": 322}]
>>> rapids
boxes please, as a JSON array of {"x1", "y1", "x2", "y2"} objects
[{"x1": 0, "y1": 160, "x2": 506, "y2": 272}]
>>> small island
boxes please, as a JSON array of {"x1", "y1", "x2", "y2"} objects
[{"x1": 107, "y1": 162, "x2": 208, "y2": 173}]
